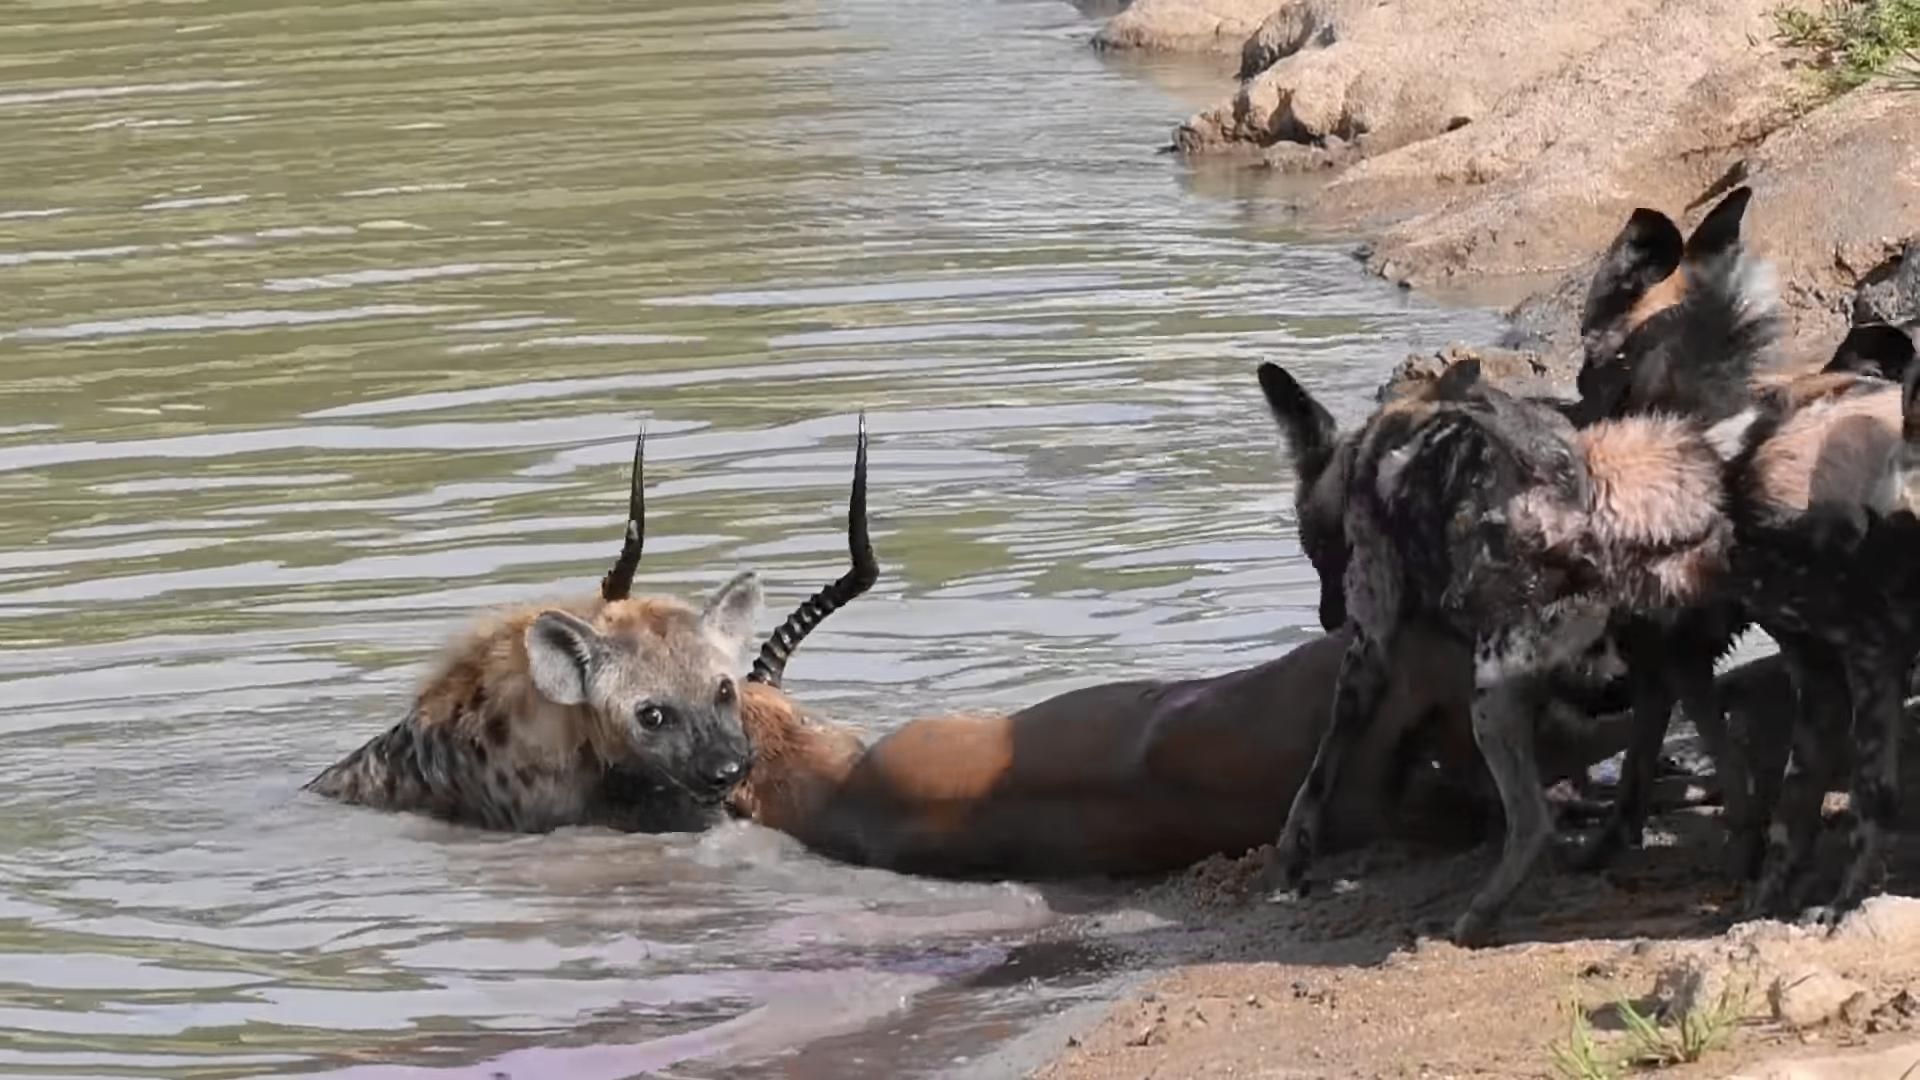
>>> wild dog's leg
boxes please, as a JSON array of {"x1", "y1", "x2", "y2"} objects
[
  {"x1": 1268, "y1": 628, "x2": 1391, "y2": 894},
  {"x1": 1815, "y1": 636, "x2": 1907, "y2": 927},
  {"x1": 1737, "y1": 672, "x2": 1796, "y2": 881},
  {"x1": 1453, "y1": 665, "x2": 1552, "y2": 948},
  {"x1": 1574, "y1": 622, "x2": 1675, "y2": 870},
  {"x1": 1744, "y1": 637, "x2": 1849, "y2": 918},
  {"x1": 1676, "y1": 649, "x2": 1753, "y2": 878}
]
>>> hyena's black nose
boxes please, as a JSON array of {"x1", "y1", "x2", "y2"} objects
[{"x1": 702, "y1": 755, "x2": 750, "y2": 792}]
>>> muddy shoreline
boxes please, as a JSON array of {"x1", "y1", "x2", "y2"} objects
[{"x1": 1007, "y1": 2, "x2": 1920, "y2": 1076}]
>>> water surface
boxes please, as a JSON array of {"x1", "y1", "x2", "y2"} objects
[{"x1": 0, "y1": 1, "x2": 1500, "y2": 1075}]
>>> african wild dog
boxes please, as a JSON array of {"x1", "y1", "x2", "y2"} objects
[
  {"x1": 1717, "y1": 338, "x2": 1920, "y2": 924},
  {"x1": 305, "y1": 428, "x2": 760, "y2": 833},
  {"x1": 1259, "y1": 338, "x2": 1765, "y2": 944},
  {"x1": 1561, "y1": 188, "x2": 1780, "y2": 876}
]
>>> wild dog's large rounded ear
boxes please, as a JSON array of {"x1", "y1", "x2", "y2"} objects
[
  {"x1": 1257, "y1": 362, "x2": 1338, "y2": 486},
  {"x1": 1826, "y1": 323, "x2": 1918, "y2": 383},
  {"x1": 1429, "y1": 356, "x2": 1483, "y2": 400},
  {"x1": 1682, "y1": 186, "x2": 1752, "y2": 265},
  {"x1": 526, "y1": 610, "x2": 604, "y2": 706},
  {"x1": 700, "y1": 570, "x2": 764, "y2": 654},
  {"x1": 1581, "y1": 207, "x2": 1684, "y2": 338}
]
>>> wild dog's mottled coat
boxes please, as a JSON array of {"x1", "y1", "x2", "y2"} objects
[
  {"x1": 1261, "y1": 321, "x2": 1761, "y2": 944},
  {"x1": 1721, "y1": 357, "x2": 1920, "y2": 922},
  {"x1": 1263, "y1": 189, "x2": 1780, "y2": 921}
]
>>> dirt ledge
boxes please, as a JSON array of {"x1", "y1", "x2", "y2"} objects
[{"x1": 1096, "y1": 0, "x2": 1920, "y2": 366}]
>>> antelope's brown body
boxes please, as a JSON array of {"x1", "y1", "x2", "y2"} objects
[{"x1": 728, "y1": 625, "x2": 1623, "y2": 879}]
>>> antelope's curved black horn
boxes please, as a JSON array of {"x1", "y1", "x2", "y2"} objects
[
  {"x1": 748, "y1": 412, "x2": 879, "y2": 688},
  {"x1": 598, "y1": 423, "x2": 647, "y2": 602}
]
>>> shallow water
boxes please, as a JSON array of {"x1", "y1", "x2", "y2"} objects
[{"x1": 0, "y1": 1, "x2": 1501, "y2": 1075}]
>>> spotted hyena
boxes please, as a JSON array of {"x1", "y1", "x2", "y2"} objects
[{"x1": 305, "y1": 429, "x2": 759, "y2": 833}]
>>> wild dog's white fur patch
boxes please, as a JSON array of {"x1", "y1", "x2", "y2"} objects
[
  {"x1": 1471, "y1": 599, "x2": 1611, "y2": 685},
  {"x1": 1705, "y1": 407, "x2": 1762, "y2": 461}
]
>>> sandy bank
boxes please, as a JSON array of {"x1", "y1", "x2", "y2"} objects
[
  {"x1": 1099, "y1": 0, "x2": 1920, "y2": 367},
  {"x1": 1026, "y1": 725, "x2": 1920, "y2": 1078}
]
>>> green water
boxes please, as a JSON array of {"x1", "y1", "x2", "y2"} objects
[{"x1": 0, "y1": 1, "x2": 1499, "y2": 1075}]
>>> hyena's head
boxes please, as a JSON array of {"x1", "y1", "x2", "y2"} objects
[
  {"x1": 1258, "y1": 362, "x2": 1353, "y2": 631},
  {"x1": 1574, "y1": 186, "x2": 1776, "y2": 425},
  {"x1": 524, "y1": 572, "x2": 763, "y2": 803}
]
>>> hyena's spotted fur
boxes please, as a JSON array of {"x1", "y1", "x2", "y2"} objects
[{"x1": 305, "y1": 429, "x2": 762, "y2": 834}]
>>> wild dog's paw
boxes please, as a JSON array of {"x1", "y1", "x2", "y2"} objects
[
  {"x1": 1263, "y1": 825, "x2": 1315, "y2": 897},
  {"x1": 1449, "y1": 906, "x2": 1498, "y2": 948},
  {"x1": 1568, "y1": 816, "x2": 1635, "y2": 873},
  {"x1": 1726, "y1": 828, "x2": 1767, "y2": 883},
  {"x1": 1795, "y1": 898, "x2": 1865, "y2": 936}
]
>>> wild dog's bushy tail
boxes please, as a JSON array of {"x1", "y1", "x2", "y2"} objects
[{"x1": 1631, "y1": 224, "x2": 1784, "y2": 423}]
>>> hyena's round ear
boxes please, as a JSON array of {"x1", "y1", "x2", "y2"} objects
[
  {"x1": 700, "y1": 570, "x2": 764, "y2": 654},
  {"x1": 526, "y1": 610, "x2": 603, "y2": 706},
  {"x1": 1257, "y1": 362, "x2": 1337, "y2": 488}
]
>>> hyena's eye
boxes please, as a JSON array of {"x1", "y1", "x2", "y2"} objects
[
  {"x1": 715, "y1": 677, "x2": 735, "y2": 706},
  {"x1": 636, "y1": 704, "x2": 669, "y2": 731}
]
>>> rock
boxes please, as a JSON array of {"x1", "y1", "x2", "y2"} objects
[
  {"x1": 1850, "y1": 239, "x2": 1920, "y2": 328},
  {"x1": 1378, "y1": 344, "x2": 1572, "y2": 403},
  {"x1": 1652, "y1": 952, "x2": 1765, "y2": 1023},
  {"x1": 1175, "y1": 0, "x2": 1681, "y2": 157},
  {"x1": 1496, "y1": 82, "x2": 1920, "y2": 364},
  {"x1": 1825, "y1": 896, "x2": 1920, "y2": 950},
  {"x1": 1769, "y1": 966, "x2": 1867, "y2": 1030},
  {"x1": 1092, "y1": 0, "x2": 1281, "y2": 56},
  {"x1": 1320, "y1": 0, "x2": 1801, "y2": 288},
  {"x1": 1238, "y1": 0, "x2": 1344, "y2": 79}
]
